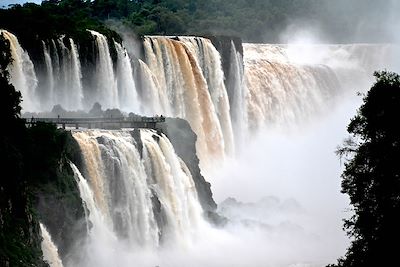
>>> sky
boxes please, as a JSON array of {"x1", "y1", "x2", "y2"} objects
[{"x1": 1, "y1": 0, "x2": 41, "y2": 7}]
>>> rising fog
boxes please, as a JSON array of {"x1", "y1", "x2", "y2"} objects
[
  {"x1": 261, "y1": 0, "x2": 400, "y2": 44},
  {"x1": 209, "y1": 1, "x2": 400, "y2": 265}
]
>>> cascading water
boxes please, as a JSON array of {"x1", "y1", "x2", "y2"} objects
[
  {"x1": 179, "y1": 37, "x2": 235, "y2": 155},
  {"x1": 3, "y1": 29, "x2": 396, "y2": 137},
  {"x1": 243, "y1": 43, "x2": 399, "y2": 132},
  {"x1": 50, "y1": 39, "x2": 61, "y2": 105},
  {"x1": 40, "y1": 37, "x2": 83, "y2": 110},
  {"x1": 71, "y1": 129, "x2": 204, "y2": 256},
  {"x1": 135, "y1": 58, "x2": 168, "y2": 115},
  {"x1": 42, "y1": 41, "x2": 55, "y2": 108},
  {"x1": 227, "y1": 41, "x2": 248, "y2": 145},
  {"x1": 140, "y1": 130, "x2": 204, "y2": 245},
  {"x1": 243, "y1": 44, "x2": 339, "y2": 131},
  {"x1": 88, "y1": 30, "x2": 118, "y2": 109},
  {"x1": 114, "y1": 41, "x2": 140, "y2": 113},
  {"x1": 142, "y1": 36, "x2": 229, "y2": 169},
  {"x1": 0, "y1": 29, "x2": 38, "y2": 111},
  {"x1": 72, "y1": 130, "x2": 159, "y2": 248},
  {"x1": 69, "y1": 38, "x2": 84, "y2": 109},
  {"x1": 40, "y1": 223, "x2": 64, "y2": 267},
  {"x1": 3, "y1": 27, "x2": 400, "y2": 266}
]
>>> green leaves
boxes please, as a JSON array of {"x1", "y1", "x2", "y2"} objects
[{"x1": 332, "y1": 71, "x2": 400, "y2": 266}]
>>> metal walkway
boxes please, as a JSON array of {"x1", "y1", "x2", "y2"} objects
[{"x1": 24, "y1": 116, "x2": 166, "y2": 130}]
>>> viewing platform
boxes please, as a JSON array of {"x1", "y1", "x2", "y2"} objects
[{"x1": 24, "y1": 116, "x2": 166, "y2": 130}]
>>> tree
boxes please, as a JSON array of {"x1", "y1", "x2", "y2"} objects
[
  {"x1": 0, "y1": 33, "x2": 22, "y2": 123},
  {"x1": 331, "y1": 71, "x2": 400, "y2": 267},
  {"x1": 0, "y1": 32, "x2": 48, "y2": 267}
]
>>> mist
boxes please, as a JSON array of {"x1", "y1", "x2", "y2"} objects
[
  {"x1": 261, "y1": 0, "x2": 400, "y2": 44},
  {"x1": 4, "y1": 1, "x2": 400, "y2": 266},
  {"x1": 208, "y1": 19, "x2": 400, "y2": 266},
  {"x1": 211, "y1": 97, "x2": 357, "y2": 266}
]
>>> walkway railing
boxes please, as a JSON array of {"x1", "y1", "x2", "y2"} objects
[{"x1": 24, "y1": 116, "x2": 166, "y2": 130}]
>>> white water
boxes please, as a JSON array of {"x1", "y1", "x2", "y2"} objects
[
  {"x1": 54, "y1": 37, "x2": 84, "y2": 110},
  {"x1": 39, "y1": 37, "x2": 84, "y2": 111},
  {"x1": 69, "y1": 38, "x2": 84, "y2": 110},
  {"x1": 40, "y1": 223, "x2": 64, "y2": 267},
  {"x1": 135, "y1": 58, "x2": 168, "y2": 115},
  {"x1": 68, "y1": 129, "x2": 206, "y2": 266},
  {"x1": 244, "y1": 43, "x2": 342, "y2": 132},
  {"x1": 180, "y1": 37, "x2": 235, "y2": 155},
  {"x1": 3, "y1": 31, "x2": 238, "y2": 173},
  {"x1": 243, "y1": 43, "x2": 399, "y2": 132},
  {"x1": 42, "y1": 41, "x2": 54, "y2": 108},
  {"x1": 88, "y1": 30, "x2": 118, "y2": 109},
  {"x1": 50, "y1": 39, "x2": 60, "y2": 107},
  {"x1": 209, "y1": 42, "x2": 400, "y2": 266},
  {"x1": 142, "y1": 36, "x2": 229, "y2": 170},
  {"x1": 114, "y1": 41, "x2": 140, "y2": 113},
  {"x1": 1, "y1": 29, "x2": 38, "y2": 111},
  {"x1": 227, "y1": 41, "x2": 248, "y2": 147},
  {"x1": 140, "y1": 130, "x2": 204, "y2": 245},
  {"x1": 3, "y1": 28, "x2": 400, "y2": 266}
]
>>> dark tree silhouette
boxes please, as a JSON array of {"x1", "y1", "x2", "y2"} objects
[
  {"x1": 330, "y1": 71, "x2": 400, "y2": 267},
  {"x1": 0, "y1": 32, "x2": 48, "y2": 267},
  {"x1": 0, "y1": 33, "x2": 22, "y2": 122}
]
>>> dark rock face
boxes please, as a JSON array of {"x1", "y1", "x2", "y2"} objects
[
  {"x1": 158, "y1": 118, "x2": 217, "y2": 214},
  {"x1": 34, "y1": 132, "x2": 87, "y2": 262},
  {"x1": 131, "y1": 128, "x2": 143, "y2": 157},
  {"x1": 0, "y1": 189, "x2": 49, "y2": 267},
  {"x1": 1, "y1": 126, "x2": 85, "y2": 266},
  {"x1": 207, "y1": 35, "x2": 243, "y2": 82}
]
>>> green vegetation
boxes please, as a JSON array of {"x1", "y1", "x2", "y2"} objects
[
  {"x1": 0, "y1": 34, "x2": 84, "y2": 266},
  {"x1": 0, "y1": 32, "x2": 48, "y2": 267},
  {"x1": 0, "y1": 0, "x2": 115, "y2": 42},
  {"x1": 1, "y1": 0, "x2": 395, "y2": 43},
  {"x1": 330, "y1": 71, "x2": 400, "y2": 266},
  {"x1": 0, "y1": 0, "x2": 120, "y2": 65}
]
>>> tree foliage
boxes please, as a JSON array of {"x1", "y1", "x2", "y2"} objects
[
  {"x1": 0, "y1": 34, "x2": 22, "y2": 122},
  {"x1": 0, "y1": 34, "x2": 77, "y2": 266},
  {"x1": 331, "y1": 71, "x2": 400, "y2": 267},
  {"x1": 1, "y1": 0, "x2": 394, "y2": 43}
]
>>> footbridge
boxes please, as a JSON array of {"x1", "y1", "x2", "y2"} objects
[{"x1": 24, "y1": 116, "x2": 166, "y2": 130}]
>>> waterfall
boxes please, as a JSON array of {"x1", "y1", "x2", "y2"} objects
[
  {"x1": 88, "y1": 30, "x2": 118, "y2": 109},
  {"x1": 71, "y1": 129, "x2": 204, "y2": 253},
  {"x1": 227, "y1": 41, "x2": 248, "y2": 145},
  {"x1": 50, "y1": 39, "x2": 61, "y2": 107},
  {"x1": 180, "y1": 37, "x2": 235, "y2": 155},
  {"x1": 40, "y1": 223, "x2": 64, "y2": 267},
  {"x1": 69, "y1": 162, "x2": 117, "y2": 243},
  {"x1": 69, "y1": 38, "x2": 84, "y2": 110},
  {"x1": 0, "y1": 29, "x2": 38, "y2": 111},
  {"x1": 141, "y1": 130, "x2": 203, "y2": 245},
  {"x1": 42, "y1": 41, "x2": 55, "y2": 109},
  {"x1": 135, "y1": 59, "x2": 168, "y2": 115},
  {"x1": 244, "y1": 43, "x2": 342, "y2": 131},
  {"x1": 114, "y1": 41, "x2": 140, "y2": 113},
  {"x1": 243, "y1": 43, "x2": 399, "y2": 132},
  {"x1": 49, "y1": 36, "x2": 83, "y2": 110},
  {"x1": 142, "y1": 36, "x2": 228, "y2": 169}
]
